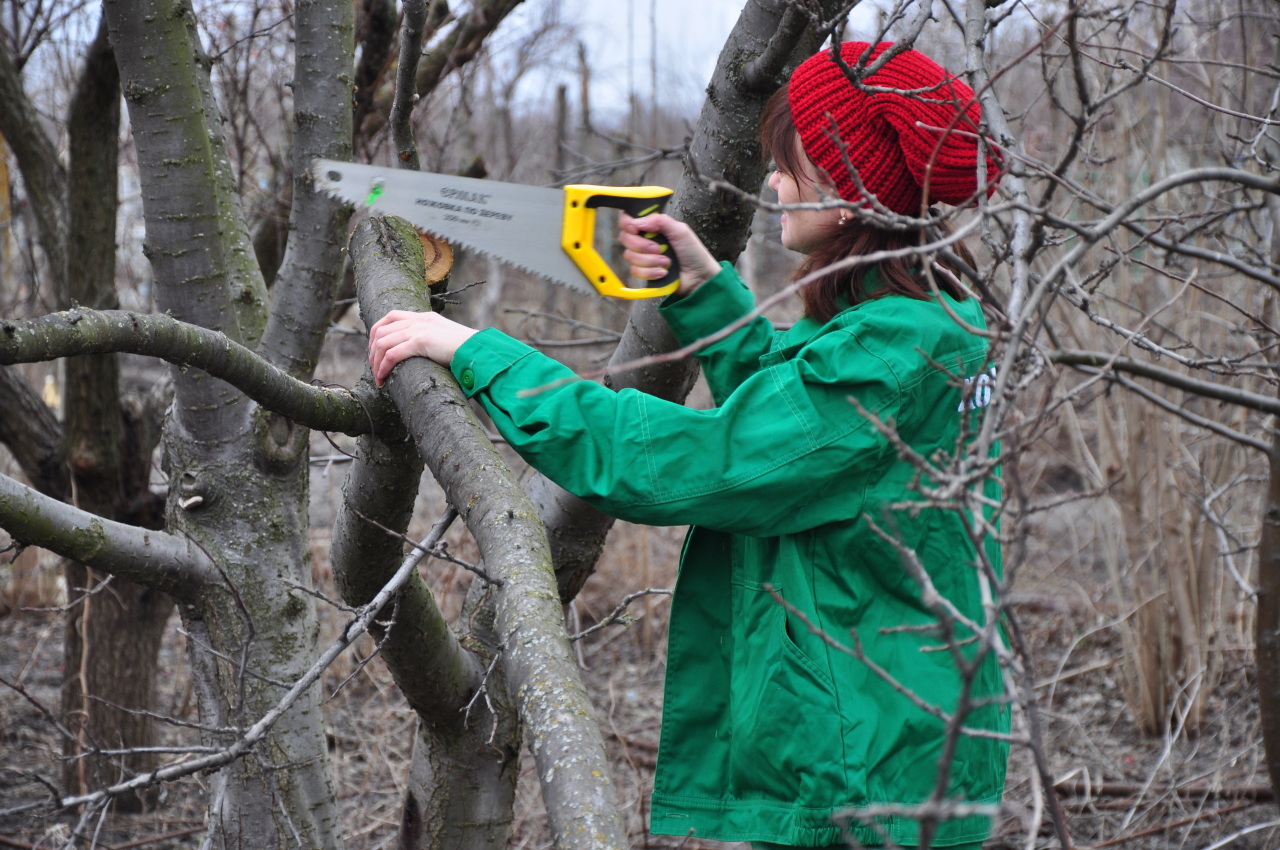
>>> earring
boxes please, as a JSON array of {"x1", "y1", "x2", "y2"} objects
[{"x1": 838, "y1": 209, "x2": 849, "y2": 226}]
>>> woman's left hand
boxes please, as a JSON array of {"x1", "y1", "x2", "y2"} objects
[{"x1": 367, "y1": 310, "x2": 478, "y2": 387}]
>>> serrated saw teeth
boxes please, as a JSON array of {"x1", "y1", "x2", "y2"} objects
[{"x1": 311, "y1": 159, "x2": 680, "y2": 299}]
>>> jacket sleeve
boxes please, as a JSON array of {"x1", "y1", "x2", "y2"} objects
[
  {"x1": 450, "y1": 321, "x2": 908, "y2": 538},
  {"x1": 657, "y1": 262, "x2": 776, "y2": 405}
]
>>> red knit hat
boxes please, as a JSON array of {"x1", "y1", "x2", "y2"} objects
[{"x1": 788, "y1": 41, "x2": 1000, "y2": 215}]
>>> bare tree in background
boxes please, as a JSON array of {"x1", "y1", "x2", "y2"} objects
[{"x1": 0, "y1": 6, "x2": 170, "y2": 810}]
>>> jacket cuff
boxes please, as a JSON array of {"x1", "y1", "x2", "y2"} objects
[
  {"x1": 450, "y1": 327, "x2": 538, "y2": 397},
  {"x1": 658, "y1": 261, "x2": 755, "y2": 347}
]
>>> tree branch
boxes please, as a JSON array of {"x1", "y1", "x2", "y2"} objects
[
  {"x1": 389, "y1": 0, "x2": 429, "y2": 168},
  {"x1": 0, "y1": 309, "x2": 386, "y2": 436},
  {"x1": 352, "y1": 215, "x2": 628, "y2": 850},
  {"x1": 1052, "y1": 348, "x2": 1280, "y2": 417},
  {"x1": 0, "y1": 473, "x2": 211, "y2": 599}
]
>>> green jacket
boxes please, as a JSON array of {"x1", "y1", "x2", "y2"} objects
[{"x1": 450, "y1": 263, "x2": 1008, "y2": 847}]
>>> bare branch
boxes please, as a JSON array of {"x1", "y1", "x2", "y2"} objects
[
  {"x1": 0, "y1": 309, "x2": 385, "y2": 435},
  {"x1": 0, "y1": 472, "x2": 211, "y2": 599},
  {"x1": 569, "y1": 587, "x2": 672, "y2": 643},
  {"x1": 389, "y1": 0, "x2": 429, "y2": 168},
  {"x1": 1052, "y1": 348, "x2": 1280, "y2": 417}
]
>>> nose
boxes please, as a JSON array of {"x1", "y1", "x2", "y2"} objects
[{"x1": 767, "y1": 170, "x2": 780, "y2": 191}]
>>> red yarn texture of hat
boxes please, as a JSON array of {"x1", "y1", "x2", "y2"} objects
[{"x1": 788, "y1": 41, "x2": 1000, "y2": 215}]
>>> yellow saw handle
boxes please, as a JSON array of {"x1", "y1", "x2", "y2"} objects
[{"x1": 561, "y1": 185, "x2": 681, "y2": 299}]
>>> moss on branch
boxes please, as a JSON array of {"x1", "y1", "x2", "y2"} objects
[
  {"x1": 0, "y1": 309, "x2": 389, "y2": 435},
  {"x1": 0, "y1": 471, "x2": 211, "y2": 598}
]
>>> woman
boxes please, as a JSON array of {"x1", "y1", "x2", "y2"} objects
[{"x1": 369, "y1": 42, "x2": 1007, "y2": 850}]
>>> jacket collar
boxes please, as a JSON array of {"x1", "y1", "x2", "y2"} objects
[{"x1": 764, "y1": 266, "x2": 888, "y2": 365}]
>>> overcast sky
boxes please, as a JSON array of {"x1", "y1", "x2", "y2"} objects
[
  {"x1": 571, "y1": 0, "x2": 744, "y2": 108},
  {"x1": 516, "y1": 1, "x2": 885, "y2": 119},
  {"x1": 495, "y1": 0, "x2": 745, "y2": 118}
]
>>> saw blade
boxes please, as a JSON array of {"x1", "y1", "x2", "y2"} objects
[{"x1": 312, "y1": 160, "x2": 591, "y2": 293}]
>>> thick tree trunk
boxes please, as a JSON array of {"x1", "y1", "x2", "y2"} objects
[{"x1": 102, "y1": 1, "x2": 344, "y2": 844}]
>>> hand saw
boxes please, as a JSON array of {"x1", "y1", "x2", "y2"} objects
[{"x1": 312, "y1": 160, "x2": 680, "y2": 299}]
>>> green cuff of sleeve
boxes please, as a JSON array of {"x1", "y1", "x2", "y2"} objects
[
  {"x1": 450, "y1": 328, "x2": 538, "y2": 397},
  {"x1": 657, "y1": 261, "x2": 755, "y2": 347}
]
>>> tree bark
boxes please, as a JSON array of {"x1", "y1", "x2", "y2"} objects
[
  {"x1": 258, "y1": 0, "x2": 355, "y2": 378},
  {"x1": 352, "y1": 216, "x2": 627, "y2": 850}
]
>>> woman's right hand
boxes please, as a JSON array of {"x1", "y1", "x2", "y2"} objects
[{"x1": 620, "y1": 213, "x2": 721, "y2": 297}]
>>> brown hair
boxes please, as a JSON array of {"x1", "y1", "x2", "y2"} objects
[{"x1": 760, "y1": 83, "x2": 975, "y2": 323}]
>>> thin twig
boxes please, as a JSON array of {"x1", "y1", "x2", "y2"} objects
[{"x1": 569, "y1": 588, "x2": 672, "y2": 643}]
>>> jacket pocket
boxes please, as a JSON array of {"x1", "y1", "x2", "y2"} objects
[{"x1": 728, "y1": 582, "x2": 846, "y2": 803}]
